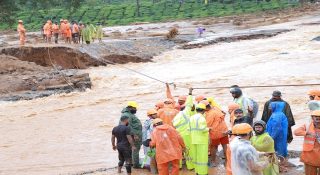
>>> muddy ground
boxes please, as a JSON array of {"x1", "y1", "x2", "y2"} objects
[
  {"x1": 0, "y1": 4, "x2": 320, "y2": 175},
  {"x1": 1, "y1": 4, "x2": 319, "y2": 101}
]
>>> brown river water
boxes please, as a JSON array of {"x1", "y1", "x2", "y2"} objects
[{"x1": 1, "y1": 15, "x2": 320, "y2": 175}]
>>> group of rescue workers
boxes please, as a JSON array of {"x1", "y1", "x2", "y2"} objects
[
  {"x1": 112, "y1": 85, "x2": 320, "y2": 175},
  {"x1": 17, "y1": 19, "x2": 104, "y2": 46}
]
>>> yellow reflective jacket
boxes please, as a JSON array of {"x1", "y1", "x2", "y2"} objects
[{"x1": 190, "y1": 113, "x2": 209, "y2": 144}]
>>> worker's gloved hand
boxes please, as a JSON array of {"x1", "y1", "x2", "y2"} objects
[{"x1": 189, "y1": 88, "x2": 193, "y2": 95}]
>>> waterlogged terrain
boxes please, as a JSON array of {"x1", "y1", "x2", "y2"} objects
[{"x1": 1, "y1": 11, "x2": 320, "y2": 175}]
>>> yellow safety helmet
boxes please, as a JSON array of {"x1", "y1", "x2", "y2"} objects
[
  {"x1": 207, "y1": 97, "x2": 222, "y2": 109},
  {"x1": 127, "y1": 101, "x2": 138, "y2": 108},
  {"x1": 311, "y1": 110, "x2": 320, "y2": 117},
  {"x1": 196, "y1": 103, "x2": 206, "y2": 110},
  {"x1": 152, "y1": 118, "x2": 163, "y2": 125},
  {"x1": 232, "y1": 123, "x2": 253, "y2": 135}
]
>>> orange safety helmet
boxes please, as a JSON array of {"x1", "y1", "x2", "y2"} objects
[
  {"x1": 232, "y1": 123, "x2": 253, "y2": 135},
  {"x1": 308, "y1": 89, "x2": 320, "y2": 96},
  {"x1": 195, "y1": 95, "x2": 205, "y2": 103},
  {"x1": 153, "y1": 118, "x2": 163, "y2": 125},
  {"x1": 311, "y1": 110, "x2": 320, "y2": 117},
  {"x1": 147, "y1": 109, "x2": 157, "y2": 116}
]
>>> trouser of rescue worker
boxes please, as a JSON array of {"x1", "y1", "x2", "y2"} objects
[
  {"x1": 210, "y1": 136, "x2": 229, "y2": 162},
  {"x1": 191, "y1": 143, "x2": 208, "y2": 175},
  {"x1": 305, "y1": 164, "x2": 320, "y2": 175},
  {"x1": 72, "y1": 33, "x2": 79, "y2": 44},
  {"x1": 180, "y1": 134, "x2": 194, "y2": 170},
  {"x1": 79, "y1": 34, "x2": 82, "y2": 44},
  {"x1": 157, "y1": 159, "x2": 180, "y2": 175},
  {"x1": 46, "y1": 33, "x2": 52, "y2": 43},
  {"x1": 118, "y1": 147, "x2": 133, "y2": 174},
  {"x1": 19, "y1": 34, "x2": 25, "y2": 46},
  {"x1": 133, "y1": 140, "x2": 142, "y2": 168},
  {"x1": 54, "y1": 33, "x2": 59, "y2": 44}
]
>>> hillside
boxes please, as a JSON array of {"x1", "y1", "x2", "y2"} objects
[{"x1": 1, "y1": 0, "x2": 300, "y2": 31}]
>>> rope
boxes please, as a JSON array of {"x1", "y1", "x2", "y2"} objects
[
  {"x1": 192, "y1": 83, "x2": 320, "y2": 90},
  {"x1": 96, "y1": 58, "x2": 175, "y2": 85},
  {"x1": 47, "y1": 46, "x2": 75, "y2": 90}
]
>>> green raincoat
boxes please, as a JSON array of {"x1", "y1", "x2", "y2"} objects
[
  {"x1": 251, "y1": 132, "x2": 280, "y2": 175},
  {"x1": 120, "y1": 107, "x2": 142, "y2": 167},
  {"x1": 96, "y1": 25, "x2": 103, "y2": 39},
  {"x1": 172, "y1": 95, "x2": 195, "y2": 170}
]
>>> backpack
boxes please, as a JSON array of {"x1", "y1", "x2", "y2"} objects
[{"x1": 250, "y1": 98, "x2": 259, "y2": 118}]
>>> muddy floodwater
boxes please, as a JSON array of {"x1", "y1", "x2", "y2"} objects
[{"x1": 1, "y1": 14, "x2": 320, "y2": 175}]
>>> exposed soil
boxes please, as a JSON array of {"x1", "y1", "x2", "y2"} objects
[
  {"x1": 0, "y1": 46, "x2": 103, "y2": 69},
  {"x1": 0, "y1": 4, "x2": 320, "y2": 175},
  {"x1": 0, "y1": 54, "x2": 91, "y2": 101}
]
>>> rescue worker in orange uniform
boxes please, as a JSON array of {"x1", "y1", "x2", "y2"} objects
[
  {"x1": 52, "y1": 21, "x2": 59, "y2": 44},
  {"x1": 60, "y1": 19, "x2": 66, "y2": 40},
  {"x1": 203, "y1": 100, "x2": 229, "y2": 166},
  {"x1": 228, "y1": 102, "x2": 240, "y2": 127},
  {"x1": 150, "y1": 118, "x2": 185, "y2": 175},
  {"x1": 64, "y1": 20, "x2": 72, "y2": 44},
  {"x1": 17, "y1": 20, "x2": 26, "y2": 46},
  {"x1": 165, "y1": 83, "x2": 186, "y2": 111},
  {"x1": 44, "y1": 20, "x2": 53, "y2": 43},
  {"x1": 72, "y1": 21, "x2": 80, "y2": 44},
  {"x1": 294, "y1": 110, "x2": 320, "y2": 175},
  {"x1": 157, "y1": 98, "x2": 179, "y2": 126}
]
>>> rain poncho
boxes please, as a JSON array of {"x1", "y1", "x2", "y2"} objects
[
  {"x1": 190, "y1": 113, "x2": 209, "y2": 175},
  {"x1": 88, "y1": 24, "x2": 96, "y2": 40},
  {"x1": 172, "y1": 95, "x2": 195, "y2": 170},
  {"x1": 150, "y1": 124, "x2": 185, "y2": 164},
  {"x1": 251, "y1": 133, "x2": 279, "y2": 175},
  {"x1": 142, "y1": 118, "x2": 154, "y2": 168},
  {"x1": 230, "y1": 137, "x2": 268, "y2": 175},
  {"x1": 96, "y1": 25, "x2": 103, "y2": 39},
  {"x1": 262, "y1": 98, "x2": 295, "y2": 143},
  {"x1": 82, "y1": 27, "x2": 92, "y2": 43},
  {"x1": 120, "y1": 107, "x2": 142, "y2": 167},
  {"x1": 266, "y1": 102, "x2": 288, "y2": 157}
]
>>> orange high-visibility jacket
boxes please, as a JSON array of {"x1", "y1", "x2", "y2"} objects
[
  {"x1": 60, "y1": 23, "x2": 66, "y2": 34},
  {"x1": 205, "y1": 107, "x2": 228, "y2": 140},
  {"x1": 43, "y1": 23, "x2": 52, "y2": 36},
  {"x1": 158, "y1": 106, "x2": 179, "y2": 126},
  {"x1": 295, "y1": 122, "x2": 316, "y2": 151},
  {"x1": 294, "y1": 122, "x2": 320, "y2": 166},
  {"x1": 72, "y1": 24, "x2": 79, "y2": 34},
  {"x1": 150, "y1": 124, "x2": 185, "y2": 164},
  {"x1": 65, "y1": 23, "x2": 72, "y2": 37},
  {"x1": 52, "y1": 24, "x2": 59, "y2": 34}
]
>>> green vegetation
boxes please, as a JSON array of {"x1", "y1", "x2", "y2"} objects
[{"x1": 0, "y1": 0, "x2": 301, "y2": 31}]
